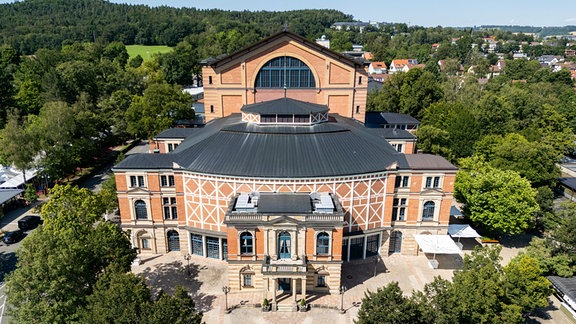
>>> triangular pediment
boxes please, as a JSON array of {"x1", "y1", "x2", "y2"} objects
[
  {"x1": 127, "y1": 187, "x2": 149, "y2": 194},
  {"x1": 204, "y1": 30, "x2": 365, "y2": 70},
  {"x1": 267, "y1": 215, "x2": 302, "y2": 226}
]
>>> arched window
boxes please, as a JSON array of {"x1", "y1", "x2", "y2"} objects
[
  {"x1": 316, "y1": 232, "x2": 330, "y2": 255},
  {"x1": 167, "y1": 230, "x2": 180, "y2": 252},
  {"x1": 134, "y1": 200, "x2": 148, "y2": 220},
  {"x1": 255, "y1": 56, "x2": 316, "y2": 88},
  {"x1": 422, "y1": 201, "x2": 435, "y2": 221},
  {"x1": 240, "y1": 232, "x2": 253, "y2": 255}
]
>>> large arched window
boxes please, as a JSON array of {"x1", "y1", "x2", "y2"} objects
[
  {"x1": 316, "y1": 232, "x2": 330, "y2": 255},
  {"x1": 134, "y1": 200, "x2": 148, "y2": 220},
  {"x1": 240, "y1": 232, "x2": 253, "y2": 255},
  {"x1": 422, "y1": 201, "x2": 435, "y2": 221},
  {"x1": 255, "y1": 56, "x2": 316, "y2": 88}
]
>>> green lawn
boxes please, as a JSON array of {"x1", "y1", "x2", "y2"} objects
[{"x1": 126, "y1": 45, "x2": 173, "y2": 61}]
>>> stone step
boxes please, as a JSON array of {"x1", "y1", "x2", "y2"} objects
[{"x1": 276, "y1": 303, "x2": 297, "y2": 312}]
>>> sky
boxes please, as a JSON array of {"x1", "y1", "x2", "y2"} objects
[{"x1": 1, "y1": 0, "x2": 575, "y2": 27}]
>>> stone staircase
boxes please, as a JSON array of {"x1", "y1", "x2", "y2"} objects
[{"x1": 275, "y1": 303, "x2": 297, "y2": 312}]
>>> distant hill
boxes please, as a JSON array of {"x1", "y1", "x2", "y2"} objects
[
  {"x1": 478, "y1": 25, "x2": 576, "y2": 37},
  {"x1": 0, "y1": 0, "x2": 352, "y2": 54}
]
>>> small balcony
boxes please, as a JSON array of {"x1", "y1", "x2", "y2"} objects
[{"x1": 261, "y1": 255, "x2": 308, "y2": 275}]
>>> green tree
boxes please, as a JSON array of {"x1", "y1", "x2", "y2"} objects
[
  {"x1": 356, "y1": 282, "x2": 433, "y2": 324},
  {"x1": 0, "y1": 111, "x2": 39, "y2": 182},
  {"x1": 455, "y1": 157, "x2": 539, "y2": 235},
  {"x1": 146, "y1": 287, "x2": 203, "y2": 324},
  {"x1": 126, "y1": 82, "x2": 194, "y2": 139},
  {"x1": 502, "y1": 255, "x2": 552, "y2": 316},
  {"x1": 23, "y1": 183, "x2": 38, "y2": 204},
  {"x1": 5, "y1": 184, "x2": 136, "y2": 323}
]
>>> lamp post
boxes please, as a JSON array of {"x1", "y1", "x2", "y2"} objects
[
  {"x1": 339, "y1": 285, "x2": 347, "y2": 314},
  {"x1": 184, "y1": 254, "x2": 191, "y2": 276},
  {"x1": 222, "y1": 285, "x2": 231, "y2": 313}
]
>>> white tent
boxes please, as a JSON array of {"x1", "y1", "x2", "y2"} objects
[
  {"x1": 448, "y1": 224, "x2": 480, "y2": 238},
  {"x1": 413, "y1": 235, "x2": 462, "y2": 254},
  {"x1": 413, "y1": 234, "x2": 461, "y2": 269},
  {"x1": 0, "y1": 169, "x2": 37, "y2": 189}
]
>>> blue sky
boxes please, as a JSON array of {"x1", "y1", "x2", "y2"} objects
[{"x1": 2, "y1": 0, "x2": 576, "y2": 27}]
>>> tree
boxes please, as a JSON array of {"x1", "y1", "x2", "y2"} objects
[
  {"x1": 23, "y1": 183, "x2": 38, "y2": 204},
  {"x1": 5, "y1": 185, "x2": 136, "y2": 323},
  {"x1": 125, "y1": 82, "x2": 194, "y2": 139},
  {"x1": 356, "y1": 282, "x2": 433, "y2": 324},
  {"x1": 146, "y1": 287, "x2": 203, "y2": 324},
  {"x1": 455, "y1": 157, "x2": 539, "y2": 235},
  {"x1": 0, "y1": 111, "x2": 39, "y2": 181},
  {"x1": 502, "y1": 255, "x2": 552, "y2": 316}
]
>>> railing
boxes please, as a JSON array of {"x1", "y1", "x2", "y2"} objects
[
  {"x1": 226, "y1": 214, "x2": 343, "y2": 222},
  {"x1": 261, "y1": 255, "x2": 308, "y2": 274}
]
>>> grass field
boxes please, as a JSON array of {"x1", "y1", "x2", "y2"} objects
[{"x1": 126, "y1": 45, "x2": 173, "y2": 61}]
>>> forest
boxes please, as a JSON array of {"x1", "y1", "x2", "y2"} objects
[{"x1": 0, "y1": 0, "x2": 576, "y2": 280}]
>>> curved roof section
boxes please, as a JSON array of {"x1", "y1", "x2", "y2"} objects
[
  {"x1": 114, "y1": 100, "x2": 455, "y2": 177},
  {"x1": 241, "y1": 98, "x2": 329, "y2": 115}
]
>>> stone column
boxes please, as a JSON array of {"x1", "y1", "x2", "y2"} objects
[
  {"x1": 202, "y1": 235, "x2": 207, "y2": 257},
  {"x1": 292, "y1": 278, "x2": 297, "y2": 302},
  {"x1": 272, "y1": 278, "x2": 277, "y2": 304},
  {"x1": 263, "y1": 277, "x2": 269, "y2": 300},
  {"x1": 218, "y1": 237, "x2": 223, "y2": 260},
  {"x1": 301, "y1": 278, "x2": 306, "y2": 300}
]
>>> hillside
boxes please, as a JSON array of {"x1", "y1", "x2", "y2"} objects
[{"x1": 0, "y1": 0, "x2": 352, "y2": 54}]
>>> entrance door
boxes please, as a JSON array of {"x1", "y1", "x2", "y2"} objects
[
  {"x1": 389, "y1": 231, "x2": 402, "y2": 253},
  {"x1": 278, "y1": 278, "x2": 291, "y2": 292},
  {"x1": 278, "y1": 231, "x2": 291, "y2": 259},
  {"x1": 167, "y1": 230, "x2": 180, "y2": 252}
]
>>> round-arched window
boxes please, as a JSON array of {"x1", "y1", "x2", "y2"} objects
[{"x1": 255, "y1": 56, "x2": 316, "y2": 88}]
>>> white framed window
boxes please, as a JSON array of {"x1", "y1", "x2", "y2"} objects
[
  {"x1": 163, "y1": 197, "x2": 177, "y2": 219},
  {"x1": 316, "y1": 232, "x2": 330, "y2": 255},
  {"x1": 395, "y1": 175, "x2": 410, "y2": 188},
  {"x1": 239, "y1": 231, "x2": 254, "y2": 255},
  {"x1": 129, "y1": 175, "x2": 146, "y2": 188},
  {"x1": 392, "y1": 198, "x2": 407, "y2": 221},
  {"x1": 422, "y1": 201, "x2": 435, "y2": 221},
  {"x1": 134, "y1": 200, "x2": 148, "y2": 220},
  {"x1": 160, "y1": 175, "x2": 175, "y2": 187},
  {"x1": 317, "y1": 275, "x2": 326, "y2": 287},
  {"x1": 424, "y1": 176, "x2": 441, "y2": 189}
]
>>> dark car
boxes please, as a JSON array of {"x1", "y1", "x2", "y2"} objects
[
  {"x1": 3, "y1": 230, "x2": 25, "y2": 244},
  {"x1": 18, "y1": 215, "x2": 42, "y2": 230}
]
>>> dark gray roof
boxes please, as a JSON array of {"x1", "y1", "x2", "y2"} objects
[
  {"x1": 559, "y1": 177, "x2": 576, "y2": 191},
  {"x1": 0, "y1": 189, "x2": 23, "y2": 205},
  {"x1": 403, "y1": 154, "x2": 457, "y2": 171},
  {"x1": 114, "y1": 99, "x2": 455, "y2": 177},
  {"x1": 365, "y1": 112, "x2": 420, "y2": 126},
  {"x1": 154, "y1": 128, "x2": 200, "y2": 139},
  {"x1": 366, "y1": 128, "x2": 416, "y2": 140},
  {"x1": 368, "y1": 79, "x2": 383, "y2": 92},
  {"x1": 241, "y1": 98, "x2": 328, "y2": 115},
  {"x1": 548, "y1": 276, "x2": 576, "y2": 303},
  {"x1": 256, "y1": 193, "x2": 312, "y2": 213}
]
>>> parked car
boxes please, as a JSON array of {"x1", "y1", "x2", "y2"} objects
[
  {"x1": 3, "y1": 230, "x2": 25, "y2": 244},
  {"x1": 18, "y1": 215, "x2": 42, "y2": 230}
]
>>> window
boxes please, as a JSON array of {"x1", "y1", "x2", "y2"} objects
[
  {"x1": 358, "y1": 76, "x2": 362, "y2": 84},
  {"x1": 191, "y1": 234, "x2": 203, "y2": 256},
  {"x1": 396, "y1": 144, "x2": 403, "y2": 153},
  {"x1": 425, "y1": 176, "x2": 441, "y2": 189},
  {"x1": 392, "y1": 198, "x2": 407, "y2": 221},
  {"x1": 208, "y1": 76, "x2": 212, "y2": 84},
  {"x1": 243, "y1": 274, "x2": 253, "y2": 287},
  {"x1": 141, "y1": 238, "x2": 149, "y2": 249},
  {"x1": 422, "y1": 201, "x2": 435, "y2": 221},
  {"x1": 356, "y1": 106, "x2": 360, "y2": 114},
  {"x1": 317, "y1": 275, "x2": 326, "y2": 287},
  {"x1": 210, "y1": 105, "x2": 214, "y2": 113},
  {"x1": 163, "y1": 197, "x2": 177, "y2": 219},
  {"x1": 240, "y1": 232, "x2": 253, "y2": 255},
  {"x1": 255, "y1": 56, "x2": 316, "y2": 88},
  {"x1": 161, "y1": 175, "x2": 175, "y2": 187},
  {"x1": 206, "y1": 236, "x2": 220, "y2": 259},
  {"x1": 316, "y1": 232, "x2": 330, "y2": 255},
  {"x1": 134, "y1": 200, "x2": 148, "y2": 220},
  {"x1": 395, "y1": 176, "x2": 409, "y2": 188},
  {"x1": 129, "y1": 175, "x2": 145, "y2": 187}
]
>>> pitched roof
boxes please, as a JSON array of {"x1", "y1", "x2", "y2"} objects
[
  {"x1": 154, "y1": 128, "x2": 200, "y2": 140},
  {"x1": 402, "y1": 154, "x2": 457, "y2": 171},
  {"x1": 241, "y1": 98, "x2": 328, "y2": 115},
  {"x1": 201, "y1": 30, "x2": 368, "y2": 69},
  {"x1": 371, "y1": 62, "x2": 387, "y2": 69},
  {"x1": 364, "y1": 112, "x2": 420, "y2": 126}
]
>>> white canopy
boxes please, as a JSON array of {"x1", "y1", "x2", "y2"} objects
[
  {"x1": 0, "y1": 169, "x2": 37, "y2": 189},
  {"x1": 448, "y1": 224, "x2": 481, "y2": 238},
  {"x1": 413, "y1": 234, "x2": 461, "y2": 254}
]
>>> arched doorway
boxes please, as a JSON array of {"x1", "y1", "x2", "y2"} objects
[
  {"x1": 167, "y1": 230, "x2": 180, "y2": 252},
  {"x1": 278, "y1": 231, "x2": 291, "y2": 259},
  {"x1": 389, "y1": 231, "x2": 403, "y2": 254}
]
